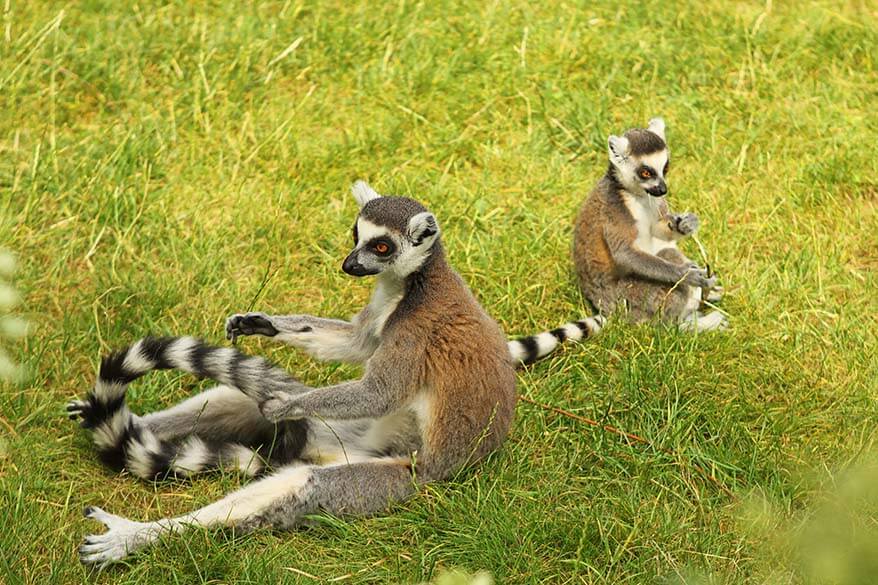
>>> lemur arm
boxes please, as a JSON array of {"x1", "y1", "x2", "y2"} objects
[
  {"x1": 258, "y1": 377, "x2": 395, "y2": 422},
  {"x1": 604, "y1": 226, "x2": 701, "y2": 286},
  {"x1": 225, "y1": 312, "x2": 377, "y2": 364},
  {"x1": 256, "y1": 340, "x2": 421, "y2": 423}
]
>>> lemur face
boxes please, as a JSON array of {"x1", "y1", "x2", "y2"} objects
[
  {"x1": 608, "y1": 117, "x2": 670, "y2": 198},
  {"x1": 342, "y1": 182, "x2": 441, "y2": 279},
  {"x1": 343, "y1": 217, "x2": 402, "y2": 277}
]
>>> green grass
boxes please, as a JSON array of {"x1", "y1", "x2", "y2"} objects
[{"x1": 1, "y1": 0, "x2": 877, "y2": 582}]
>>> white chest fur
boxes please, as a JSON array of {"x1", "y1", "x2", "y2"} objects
[
  {"x1": 622, "y1": 192, "x2": 677, "y2": 255},
  {"x1": 363, "y1": 276, "x2": 404, "y2": 337}
]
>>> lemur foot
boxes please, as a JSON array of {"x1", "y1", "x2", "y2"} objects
[
  {"x1": 66, "y1": 399, "x2": 98, "y2": 428},
  {"x1": 672, "y1": 212, "x2": 699, "y2": 236},
  {"x1": 225, "y1": 312, "x2": 279, "y2": 344},
  {"x1": 679, "y1": 310, "x2": 728, "y2": 333},
  {"x1": 66, "y1": 399, "x2": 88, "y2": 422},
  {"x1": 705, "y1": 285, "x2": 724, "y2": 304},
  {"x1": 79, "y1": 506, "x2": 158, "y2": 567}
]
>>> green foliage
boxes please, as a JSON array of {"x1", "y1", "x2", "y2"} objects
[{"x1": 1, "y1": 0, "x2": 876, "y2": 583}]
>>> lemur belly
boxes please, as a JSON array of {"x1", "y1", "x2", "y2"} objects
[{"x1": 361, "y1": 403, "x2": 424, "y2": 455}]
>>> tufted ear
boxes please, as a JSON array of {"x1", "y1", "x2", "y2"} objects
[
  {"x1": 647, "y1": 117, "x2": 666, "y2": 140},
  {"x1": 351, "y1": 180, "x2": 381, "y2": 208},
  {"x1": 407, "y1": 212, "x2": 440, "y2": 247},
  {"x1": 608, "y1": 135, "x2": 630, "y2": 166}
]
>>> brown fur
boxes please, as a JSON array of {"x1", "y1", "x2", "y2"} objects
[
  {"x1": 573, "y1": 176, "x2": 695, "y2": 322},
  {"x1": 376, "y1": 244, "x2": 517, "y2": 481}
]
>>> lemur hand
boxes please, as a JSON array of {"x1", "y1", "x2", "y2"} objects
[
  {"x1": 225, "y1": 312, "x2": 279, "y2": 344},
  {"x1": 682, "y1": 266, "x2": 717, "y2": 290},
  {"x1": 671, "y1": 213, "x2": 699, "y2": 236},
  {"x1": 258, "y1": 391, "x2": 305, "y2": 423}
]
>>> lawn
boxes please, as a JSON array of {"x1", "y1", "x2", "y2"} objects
[{"x1": 1, "y1": 0, "x2": 877, "y2": 583}]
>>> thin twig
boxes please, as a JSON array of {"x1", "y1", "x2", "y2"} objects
[
  {"x1": 0, "y1": 415, "x2": 18, "y2": 437},
  {"x1": 246, "y1": 260, "x2": 276, "y2": 312},
  {"x1": 519, "y1": 395, "x2": 651, "y2": 446},
  {"x1": 691, "y1": 233, "x2": 712, "y2": 278},
  {"x1": 519, "y1": 395, "x2": 735, "y2": 499}
]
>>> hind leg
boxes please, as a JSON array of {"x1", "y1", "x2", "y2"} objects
[
  {"x1": 67, "y1": 337, "x2": 314, "y2": 480},
  {"x1": 617, "y1": 275, "x2": 694, "y2": 323},
  {"x1": 68, "y1": 386, "x2": 301, "y2": 480},
  {"x1": 134, "y1": 386, "x2": 301, "y2": 477},
  {"x1": 78, "y1": 456, "x2": 415, "y2": 566},
  {"x1": 604, "y1": 273, "x2": 727, "y2": 331},
  {"x1": 654, "y1": 247, "x2": 726, "y2": 329},
  {"x1": 78, "y1": 463, "x2": 319, "y2": 566},
  {"x1": 679, "y1": 310, "x2": 728, "y2": 332},
  {"x1": 623, "y1": 279, "x2": 727, "y2": 331},
  {"x1": 704, "y1": 287, "x2": 724, "y2": 304},
  {"x1": 139, "y1": 385, "x2": 272, "y2": 444},
  {"x1": 655, "y1": 246, "x2": 692, "y2": 266},
  {"x1": 655, "y1": 246, "x2": 702, "y2": 318}
]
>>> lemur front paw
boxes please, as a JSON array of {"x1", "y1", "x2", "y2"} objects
[
  {"x1": 682, "y1": 267, "x2": 717, "y2": 290},
  {"x1": 258, "y1": 391, "x2": 305, "y2": 423},
  {"x1": 225, "y1": 312, "x2": 279, "y2": 344},
  {"x1": 672, "y1": 213, "x2": 699, "y2": 236}
]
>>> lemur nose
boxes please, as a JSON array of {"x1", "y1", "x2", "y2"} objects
[
  {"x1": 648, "y1": 182, "x2": 667, "y2": 197},
  {"x1": 342, "y1": 253, "x2": 362, "y2": 275},
  {"x1": 342, "y1": 251, "x2": 377, "y2": 277}
]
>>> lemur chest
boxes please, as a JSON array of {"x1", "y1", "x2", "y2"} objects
[
  {"x1": 362, "y1": 278, "x2": 404, "y2": 338},
  {"x1": 622, "y1": 193, "x2": 675, "y2": 255}
]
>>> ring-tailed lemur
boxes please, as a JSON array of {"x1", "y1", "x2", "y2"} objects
[
  {"x1": 572, "y1": 118, "x2": 726, "y2": 331},
  {"x1": 67, "y1": 181, "x2": 596, "y2": 567}
]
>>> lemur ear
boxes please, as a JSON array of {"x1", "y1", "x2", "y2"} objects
[
  {"x1": 407, "y1": 212, "x2": 440, "y2": 247},
  {"x1": 351, "y1": 180, "x2": 381, "y2": 208},
  {"x1": 647, "y1": 117, "x2": 666, "y2": 140},
  {"x1": 608, "y1": 135, "x2": 630, "y2": 166}
]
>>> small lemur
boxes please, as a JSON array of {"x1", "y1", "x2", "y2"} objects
[
  {"x1": 573, "y1": 118, "x2": 726, "y2": 331},
  {"x1": 67, "y1": 182, "x2": 599, "y2": 566}
]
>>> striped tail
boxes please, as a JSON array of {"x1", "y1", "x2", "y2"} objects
[
  {"x1": 508, "y1": 315, "x2": 606, "y2": 366},
  {"x1": 67, "y1": 336, "x2": 303, "y2": 479}
]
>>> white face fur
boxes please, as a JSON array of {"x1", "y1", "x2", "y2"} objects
[
  {"x1": 608, "y1": 118, "x2": 670, "y2": 198},
  {"x1": 343, "y1": 182, "x2": 441, "y2": 279}
]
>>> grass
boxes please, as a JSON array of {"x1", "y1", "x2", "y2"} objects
[{"x1": 1, "y1": 0, "x2": 877, "y2": 582}]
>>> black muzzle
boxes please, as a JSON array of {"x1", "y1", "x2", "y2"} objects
[
  {"x1": 646, "y1": 181, "x2": 667, "y2": 197},
  {"x1": 342, "y1": 252, "x2": 379, "y2": 277}
]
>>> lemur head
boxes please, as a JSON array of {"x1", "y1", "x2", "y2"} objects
[
  {"x1": 342, "y1": 181, "x2": 441, "y2": 279},
  {"x1": 607, "y1": 117, "x2": 670, "y2": 197}
]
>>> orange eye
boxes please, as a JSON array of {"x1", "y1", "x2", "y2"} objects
[
  {"x1": 374, "y1": 242, "x2": 389, "y2": 254},
  {"x1": 640, "y1": 169, "x2": 652, "y2": 179}
]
